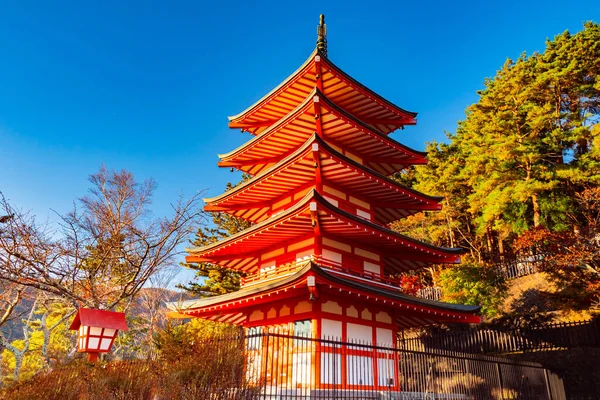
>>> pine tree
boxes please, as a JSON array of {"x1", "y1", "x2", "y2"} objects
[
  {"x1": 178, "y1": 176, "x2": 251, "y2": 296},
  {"x1": 401, "y1": 22, "x2": 600, "y2": 262}
]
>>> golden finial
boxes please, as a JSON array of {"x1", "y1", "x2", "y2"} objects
[{"x1": 317, "y1": 14, "x2": 327, "y2": 56}]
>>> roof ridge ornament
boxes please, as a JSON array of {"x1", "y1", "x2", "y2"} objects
[{"x1": 316, "y1": 14, "x2": 327, "y2": 56}]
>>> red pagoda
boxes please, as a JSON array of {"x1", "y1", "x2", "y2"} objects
[{"x1": 170, "y1": 15, "x2": 480, "y2": 392}]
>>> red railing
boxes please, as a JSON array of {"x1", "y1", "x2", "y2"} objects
[
  {"x1": 240, "y1": 255, "x2": 404, "y2": 292},
  {"x1": 311, "y1": 255, "x2": 404, "y2": 290},
  {"x1": 240, "y1": 261, "x2": 306, "y2": 287}
]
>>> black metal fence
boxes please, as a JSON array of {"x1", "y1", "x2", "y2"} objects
[
  {"x1": 4, "y1": 331, "x2": 566, "y2": 399},
  {"x1": 399, "y1": 319, "x2": 600, "y2": 355},
  {"x1": 245, "y1": 331, "x2": 565, "y2": 399}
]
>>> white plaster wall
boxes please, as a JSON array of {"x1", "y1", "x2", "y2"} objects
[
  {"x1": 322, "y1": 248, "x2": 342, "y2": 264},
  {"x1": 320, "y1": 353, "x2": 342, "y2": 384},
  {"x1": 376, "y1": 327, "x2": 393, "y2": 346},
  {"x1": 321, "y1": 318, "x2": 342, "y2": 340},
  {"x1": 346, "y1": 355, "x2": 374, "y2": 385},
  {"x1": 346, "y1": 323, "x2": 372, "y2": 344},
  {"x1": 377, "y1": 358, "x2": 396, "y2": 387},
  {"x1": 292, "y1": 352, "x2": 312, "y2": 385},
  {"x1": 363, "y1": 261, "x2": 381, "y2": 275},
  {"x1": 356, "y1": 209, "x2": 371, "y2": 220}
]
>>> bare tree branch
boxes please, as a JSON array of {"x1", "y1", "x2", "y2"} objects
[{"x1": 0, "y1": 167, "x2": 206, "y2": 311}]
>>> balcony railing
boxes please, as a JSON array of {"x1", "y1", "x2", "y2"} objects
[
  {"x1": 241, "y1": 261, "x2": 307, "y2": 288},
  {"x1": 240, "y1": 255, "x2": 404, "y2": 293}
]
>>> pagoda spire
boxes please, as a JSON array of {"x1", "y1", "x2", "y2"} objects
[{"x1": 316, "y1": 14, "x2": 327, "y2": 56}]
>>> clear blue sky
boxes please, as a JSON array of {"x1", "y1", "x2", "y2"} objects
[{"x1": 1, "y1": 1, "x2": 598, "y2": 284}]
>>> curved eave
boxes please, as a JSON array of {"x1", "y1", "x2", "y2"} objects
[
  {"x1": 220, "y1": 89, "x2": 317, "y2": 160},
  {"x1": 315, "y1": 191, "x2": 463, "y2": 256},
  {"x1": 318, "y1": 90, "x2": 425, "y2": 158},
  {"x1": 319, "y1": 52, "x2": 417, "y2": 119},
  {"x1": 205, "y1": 139, "x2": 314, "y2": 208},
  {"x1": 205, "y1": 134, "x2": 442, "y2": 224},
  {"x1": 186, "y1": 190, "x2": 316, "y2": 255},
  {"x1": 315, "y1": 264, "x2": 480, "y2": 314},
  {"x1": 187, "y1": 189, "x2": 462, "y2": 262},
  {"x1": 228, "y1": 50, "x2": 417, "y2": 135},
  {"x1": 209, "y1": 134, "x2": 435, "y2": 204},
  {"x1": 228, "y1": 49, "x2": 318, "y2": 123},
  {"x1": 219, "y1": 89, "x2": 427, "y2": 173},
  {"x1": 169, "y1": 261, "x2": 314, "y2": 311},
  {"x1": 167, "y1": 262, "x2": 480, "y2": 322}
]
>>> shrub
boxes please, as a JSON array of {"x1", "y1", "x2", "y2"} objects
[
  {"x1": 0, "y1": 321, "x2": 259, "y2": 400},
  {"x1": 438, "y1": 262, "x2": 507, "y2": 319}
]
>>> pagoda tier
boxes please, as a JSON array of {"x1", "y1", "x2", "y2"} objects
[
  {"x1": 170, "y1": 261, "x2": 480, "y2": 328},
  {"x1": 187, "y1": 190, "x2": 461, "y2": 275},
  {"x1": 228, "y1": 50, "x2": 417, "y2": 135},
  {"x1": 205, "y1": 134, "x2": 442, "y2": 225},
  {"x1": 219, "y1": 89, "x2": 427, "y2": 176}
]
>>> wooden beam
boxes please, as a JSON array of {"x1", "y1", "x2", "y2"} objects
[
  {"x1": 362, "y1": 156, "x2": 427, "y2": 165},
  {"x1": 218, "y1": 156, "x2": 282, "y2": 167},
  {"x1": 186, "y1": 250, "x2": 262, "y2": 263},
  {"x1": 315, "y1": 55, "x2": 323, "y2": 92},
  {"x1": 372, "y1": 202, "x2": 442, "y2": 211},
  {"x1": 228, "y1": 120, "x2": 280, "y2": 129},
  {"x1": 310, "y1": 201, "x2": 321, "y2": 237},
  {"x1": 314, "y1": 95, "x2": 323, "y2": 138},
  {"x1": 359, "y1": 117, "x2": 417, "y2": 126},
  {"x1": 206, "y1": 180, "x2": 316, "y2": 214}
]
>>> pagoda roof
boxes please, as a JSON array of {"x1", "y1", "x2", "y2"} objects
[
  {"x1": 228, "y1": 50, "x2": 417, "y2": 135},
  {"x1": 167, "y1": 261, "x2": 480, "y2": 327},
  {"x1": 187, "y1": 190, "x2": 462, "y2": 274},
  {"x1": 205, "y1": 134, "x2": 442, "y2": 225},
  {"x1": 220, "y1": 89, "x2": 427, "y2": 176}
]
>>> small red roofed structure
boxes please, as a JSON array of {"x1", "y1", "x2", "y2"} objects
[{"x1": 69, "y1": 308, "x2": 128, "y2": 362}]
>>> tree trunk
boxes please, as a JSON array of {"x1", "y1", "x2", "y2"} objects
[
  {"x1": 532, "y1": 194, "x2": 541, "y2": 227},
  {"x1": 426, "y1": 267, "x2": 437, "y2": 287},
  {"x1": 486, "y1": 228, "x2": 494, "y2": 256},
  {"x1": 13, "y1": 352, "x2": 23, "y2": 381},
  {"x1": 442, "y1": 192, "x2": 456, "y2": 248},
  {"x1": 498, "y1": 236, "x2": 505, "y2": 262},
  {"x1": 41, "y1": 319, "x2": 51, "y2": 368},
  {"x1": 446, "y1": 213, "x2": 455, "y2": 248}
]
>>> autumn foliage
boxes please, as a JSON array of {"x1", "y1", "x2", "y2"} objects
[
  {"x1": 399, "y1": 275, "x2": 424, "y2": 296},
  {"x1": 514, "y1": 187, "x2": 600, "y2": 308}
]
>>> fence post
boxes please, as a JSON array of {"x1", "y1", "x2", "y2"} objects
[
  {"x1": 263, "y1": 332, "x2": 270, "y2": 398},
  {"x1": 544, "y1": 369, "x2": 553, "y2": 400},
  {"x1": 496, "y1": 362, "x2": 504, "y2": 400}
]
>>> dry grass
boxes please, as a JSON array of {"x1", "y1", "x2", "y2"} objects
[{"x1": 502, "y1": 272, "x2": 600, "y2": 322}]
